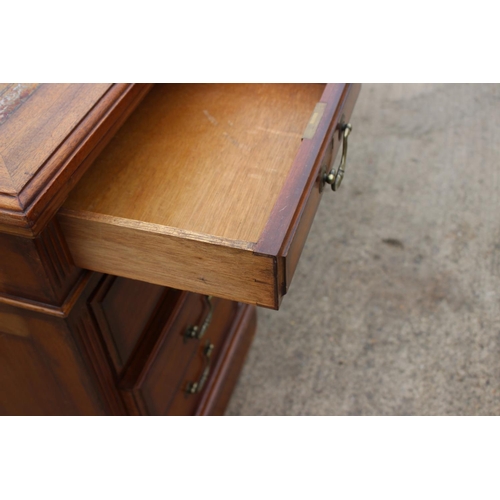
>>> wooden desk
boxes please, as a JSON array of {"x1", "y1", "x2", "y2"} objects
[{"x1": 0, "y1": 83, "x2": 360, "y2": 415}]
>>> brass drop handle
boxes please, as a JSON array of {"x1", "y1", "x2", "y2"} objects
[
  {"x1": 185, "y1": 342, "x2": 214, "y2": 394},
  {"x1": 324, "y1": 122, "x2": 352, "y2": 191},
  {"x1": 184, "y1": 295, "x2": 213, "y2": 340}
]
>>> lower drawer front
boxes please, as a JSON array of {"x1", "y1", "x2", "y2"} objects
[
  {"x1": 122, "y1": 293, "x2": 237, "y2": 415},
  {"x1": 166, "y1": 298, "x2": 238, "y2": 416}
]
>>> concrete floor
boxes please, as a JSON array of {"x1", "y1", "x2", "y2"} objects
[{"x1": 226, "y1": 84, "x2": 500, "y2": 415}]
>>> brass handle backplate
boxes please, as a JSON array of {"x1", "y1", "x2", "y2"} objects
[
  {"x1": 185, "y1": 342, "x2": 214, "y2": 394},
  {"x1": 324, "y1": 122, "x2": 352, "y2": 192},
  {"x1": 184, "y1": 295, "x2": 213, "y2": 340}
]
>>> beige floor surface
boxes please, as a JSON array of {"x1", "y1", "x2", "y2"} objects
[{"x1": 226, "y1": 83, "x2": 500, "y2": 416}]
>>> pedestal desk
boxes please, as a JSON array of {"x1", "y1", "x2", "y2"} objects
[{"x1": 0, "y1": 83, "x2": 360, "y2": 415}]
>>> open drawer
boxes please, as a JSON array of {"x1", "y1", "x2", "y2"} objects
[{"x1": 58, "y1": 84, "x2": 360, "y2": 309}]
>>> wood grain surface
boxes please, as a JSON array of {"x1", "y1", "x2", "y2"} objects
[
  {"x1": 89, "y1": 275, "x2": 167, "y2": 372},
  {"x1": 0, "y1": 272, "x2": 115, "y2": 416},
  {"x1": 0, "y1": 84, "x2": 40, "y2": 127},
  {"x1": 58, "y1": 210, "x2": 277, "y2": 307},
  {"x1": 58, "y1": 84, "x2": 363, "y2": 308},
  {"x1": 0, "y1": 84, "x2": 110, "y2": 193},
  {"x1": 63, "y1": 84, "x2": 325, "y2": 242},
  {"x1": 0, "y1": 83, "x2": 153, "y2": 236},
  {"x1": 0, "y1": 219, "x2": 83, "y2": 305}
]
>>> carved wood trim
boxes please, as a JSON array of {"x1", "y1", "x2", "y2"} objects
[
  {"x1": 71, "y1": 308, "x2": 126, "y2": 416},
  {"x1": 0, "y1": 271, "x2": 92, "y2": 317},
  {"x1": 120, "y1": 389, "x2": 147, "y2": 416},
  {"x1": 87, "y1": 275, "x2": 123, "y2": 371},
  {"x1": 0, "y1": 83, "x2": 153, "y2": 236},
  {"x1": 34, "y1": 219, "x2": 81, "y2": 296}
]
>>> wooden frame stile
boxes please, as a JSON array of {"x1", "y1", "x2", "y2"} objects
[
  {"x1": 68, "y1": 274, "x2": 128, "y2": 416},
  {"x1": 118, "y1": 291, "x2": 196, "y2": 415},
  {"x1": 195, "y1": 303, "x2": 257, "y2": 416}
]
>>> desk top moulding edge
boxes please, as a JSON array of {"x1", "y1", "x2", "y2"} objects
[{"x1": 0, "y1": 83, "x2": 154, "y2": 238}]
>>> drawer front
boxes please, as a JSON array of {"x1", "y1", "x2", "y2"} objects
[
  {"x1": 165, "y1": 298, "x2": 238, "y2": 416},
  {"x1": 121, "y1": 293, "x2": 237, "y2": 415},
  {"x1": 264, "y1": 83, "x2": 362, "y2": 295},
  {"x1": 59, "y1": 84, "x2": 361, "y2": 309}
]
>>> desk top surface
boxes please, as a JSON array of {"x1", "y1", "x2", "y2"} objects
[{"x1": 0, "y1": 83, "x2": 151, "y2": 237}]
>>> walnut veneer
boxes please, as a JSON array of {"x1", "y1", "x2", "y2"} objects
[{"x1": 0, "y1": 83, "x2": 359, "y2": 415}]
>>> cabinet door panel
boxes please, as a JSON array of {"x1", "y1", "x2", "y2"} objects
[{"x1": 0, "y1": 305, "x2": 107, "y2": 416}]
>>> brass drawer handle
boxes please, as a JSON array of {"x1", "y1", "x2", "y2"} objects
[
  {"x1": 324, "y1": 122, "x2": 352, "y2": 191},
  {"x1": 184, "y1": 295, "x2": 213, "y2": 340},
  {"x1": 185, "y1": 342, "x2": 214, "y2": 394}
]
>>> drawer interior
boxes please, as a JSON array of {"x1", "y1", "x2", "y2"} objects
[{"x1": 63, "y1": 84, "x2": 325, "y2": 243}]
